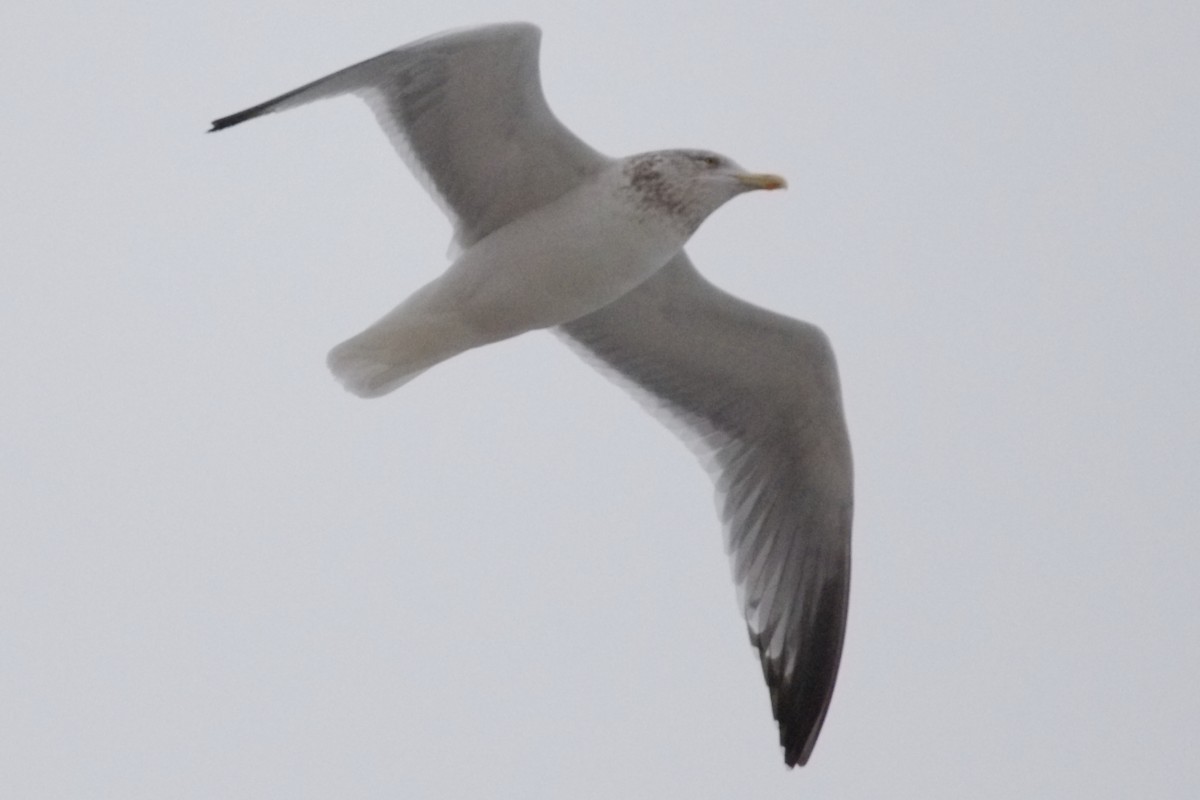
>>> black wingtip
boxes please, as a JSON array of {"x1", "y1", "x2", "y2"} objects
[
  {"x1": 208, "y1": 111, "x2": 249, "y2": 132},
  {"x1": 208, "y1": 103, "x2": 272, "y2": 133},
  {"x1": 784, "y1": 740, "x2": 810, "y2": 768},
  {"x1": 759, "y1": 574, "x2": 849, "y2": 769},
  {"x1": 208, "y1": 115, "x2": 237, "y2": 133}
]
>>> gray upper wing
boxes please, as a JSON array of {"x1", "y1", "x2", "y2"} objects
[
  {"x1": 210, "y1": 22, "x2": 609, "y2": 247},
  {"x1": 558, "y1": 253, "x2": 853, "y2": 767}
]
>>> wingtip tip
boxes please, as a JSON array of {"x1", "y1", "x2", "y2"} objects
[
  {"x1": 781, "y1": 727, "x2": 815, "y2": 768},
  {"x1": 209, "y1": 107, "x2": 263, "y2": 133},
  {"x1": 783, "y1": 743, "x2": 811, "y2": 768}
]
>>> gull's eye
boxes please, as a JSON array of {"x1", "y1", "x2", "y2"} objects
[{"x1": 702, "y1": 155, "x2": 721, "y2": 168}]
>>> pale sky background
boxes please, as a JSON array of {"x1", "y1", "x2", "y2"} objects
[{"x1": 3, "y1": 1, "x2": 1198, "y2": 798}]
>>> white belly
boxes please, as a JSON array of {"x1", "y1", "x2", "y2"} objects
[
  {"x1": 416, "y1": 176, "x2": 687, "y2": 341},
  {"x1": 326, "y1": 170, "x2": 690, "y2": 398}
]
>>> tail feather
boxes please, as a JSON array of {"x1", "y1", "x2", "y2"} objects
[
  {"x1": 326, "y1": 338, "x2": 431, "y2": 398},
  {"x1": 327, "y1": 307, "x2": 478, "y2": 398}
]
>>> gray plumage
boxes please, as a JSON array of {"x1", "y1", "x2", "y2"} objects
[{"x1": 211, "y1": 21, "x2": 852, "y2": 767}]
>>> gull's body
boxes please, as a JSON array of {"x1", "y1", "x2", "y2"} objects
[
  {"x1": 212, "y1": 22, "x2": 852, "y2": 767},
  {"x1": 327, "y1": 157, "x2": 725, "y2": 396}
]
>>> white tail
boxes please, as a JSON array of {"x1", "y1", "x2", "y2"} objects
[
  {"x1": 326, "y1": 338, "x2": 430, "y2": 398},
  {"x1": 327, "y1": 298, "x2": 481, "y2": 398}
]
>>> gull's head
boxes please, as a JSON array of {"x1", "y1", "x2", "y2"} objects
[{"x1": 621, "y1": 149, "x2": 786, "y2": 232}]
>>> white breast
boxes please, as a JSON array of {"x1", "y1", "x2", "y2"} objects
[{"x1": 422, "y1": 165, "x2": 691, "y2": 342}]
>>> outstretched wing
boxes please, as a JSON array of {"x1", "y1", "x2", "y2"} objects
[
  {"x1": 210, "y1": 22, "x2": 609, "y2": 247},
  {"x1": 558, "y1": 253, "x2": 853, "y2": 767}
]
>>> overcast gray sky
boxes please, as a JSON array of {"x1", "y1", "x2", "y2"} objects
[{"x1": 3, "y1": 1, "x2": 1198, "y2": 798}]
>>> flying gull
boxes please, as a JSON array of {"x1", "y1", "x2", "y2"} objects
[{"x1": 210, "y1": 22, "x2": 852, "y2": 767}]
